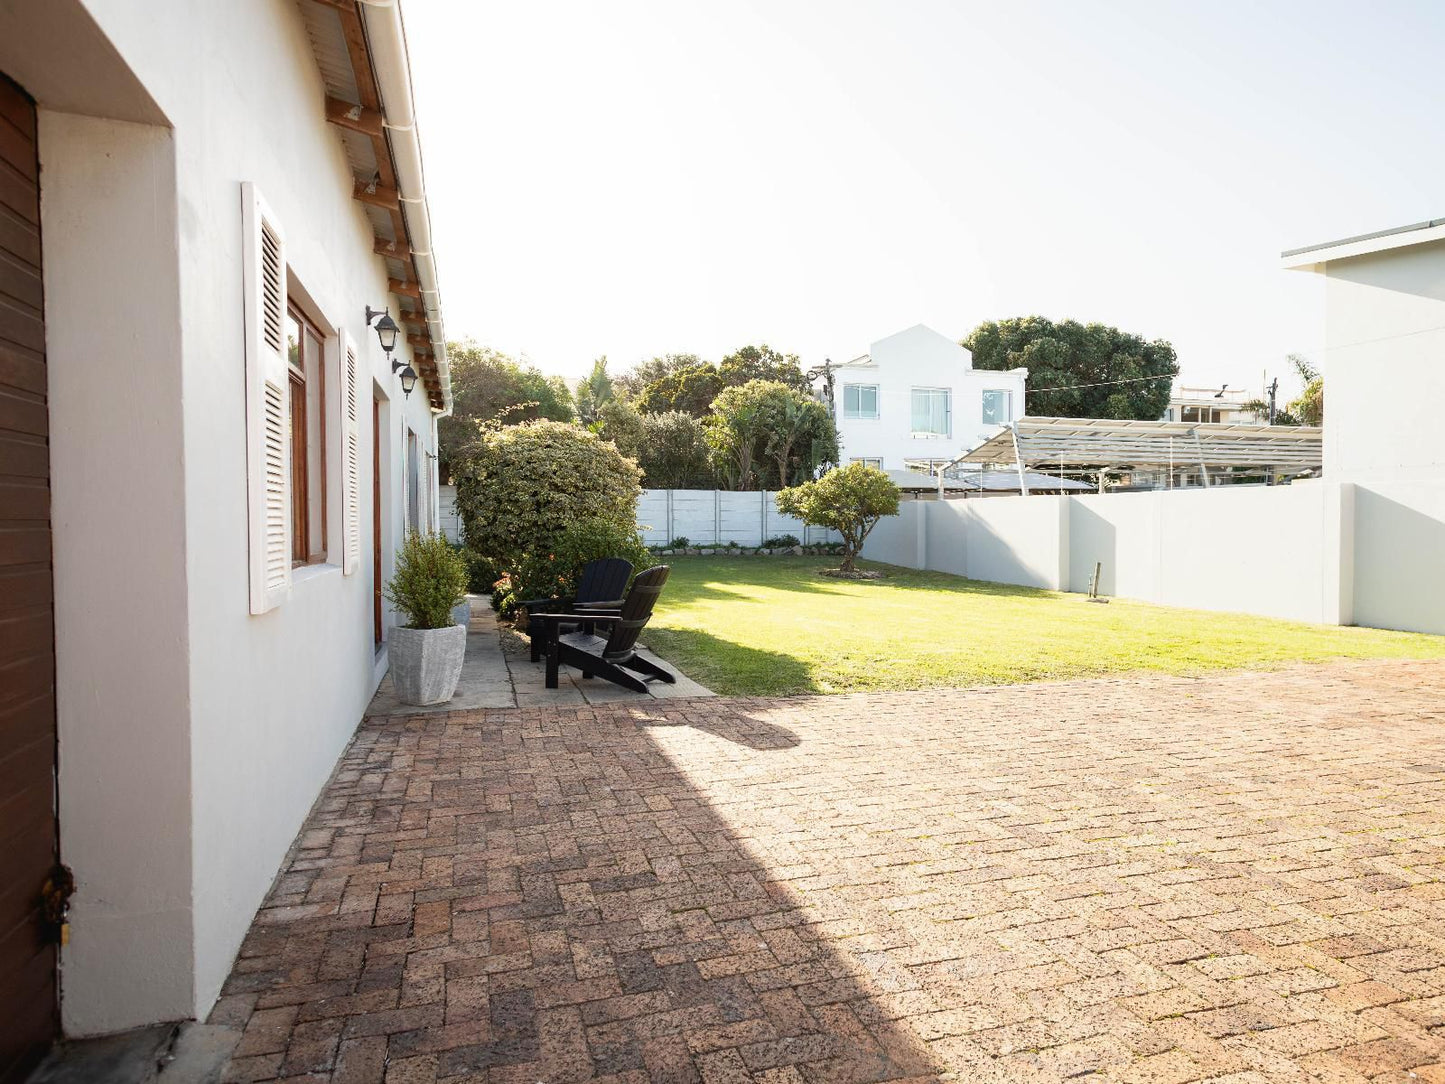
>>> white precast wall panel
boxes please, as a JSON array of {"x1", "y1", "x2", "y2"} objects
[
  {"x1": 438, "y1": 482, "x2": 461, "y2": 543},
  {"x1": 862, "y1": 487, "x2": 1344, "y2": 625},
  {"x1": 635, "y1": 490, "x2": 842, "y2": 547}
]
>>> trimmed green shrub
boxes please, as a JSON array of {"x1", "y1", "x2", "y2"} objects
[
  {"x1": 496, "y1": 518, "x2": 651, "y2": 614},
  {"x1": 454, "y1": 419, "x2": 642, "y2": 578},
  {"x1": 775, "y1": 463, "x2": 901, "y2": 572},
  {"x1": 385, "y1": 531, "x2": 470, "y2": 629},
  {"x1": 762, "y1": 534, "x2": 800, "y2": 549}
]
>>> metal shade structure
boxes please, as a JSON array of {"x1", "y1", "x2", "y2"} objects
[
  {"x1": 891, "y1": 466, "x2": 1093, "y2": 496},
  {"x1": 958, "y1": 417, "x2": 1324, "y2": 494}
]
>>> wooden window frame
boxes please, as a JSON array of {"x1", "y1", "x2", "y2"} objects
[{"x1": 287, "y1": 303, "x2": 328, "y2": 566}]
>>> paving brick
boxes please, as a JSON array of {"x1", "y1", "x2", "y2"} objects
[{"x1": 214, "y1": 660, "x2": 1445, "y2": 1084}]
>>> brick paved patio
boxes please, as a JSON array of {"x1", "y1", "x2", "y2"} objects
[{"x1": 215, "y1": 659, "x2": 1445, "y2": 1083}]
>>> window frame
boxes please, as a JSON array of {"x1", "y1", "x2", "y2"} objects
[
  {"x1": 286, "y1": 303, "x2": 328, "y2": 567},
  {"x1": 981, "y1": 388, "x2": 1013, "y2": 427},
  {"x1": 910, "y1": 386, "x2": 952, "y2": 437},
  {"x1": 842, "y1": 383, "x2": 880, "y2": 421},
  {"x1": 850, "y1": 457, "x2": 883, "y2": 469}
]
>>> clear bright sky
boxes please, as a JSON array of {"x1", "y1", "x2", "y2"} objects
[{"x1": 405, "y1": 1, "x2": 1445, "y2": 401}]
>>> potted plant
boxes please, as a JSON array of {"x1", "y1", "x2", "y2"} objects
[{"x1": 385, "y1": 531, "x2": 470, "y2": 705}]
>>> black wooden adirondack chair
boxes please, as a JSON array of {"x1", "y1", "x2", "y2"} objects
[
  {"x1": 530, "y1": 565, "x2": 676, "y2": 693},
  {"x1": 521, "y1": 557, "x2": 634, "y2": 662}
]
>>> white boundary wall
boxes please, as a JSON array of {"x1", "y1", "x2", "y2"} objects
[
  {"x1": 440, "y1": 482, "x2": 461, "y2": 542},
  {"x1": 637, "y1": 490, "x2": 841, "y2": 547},
  {"x1": 439, "y1": 486, "x2": 843, "y2": 548},
  {"x1": 862, "y1": 480, "x2": 1440, "y2": 632}
]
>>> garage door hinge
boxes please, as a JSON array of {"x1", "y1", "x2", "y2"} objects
[{"x1": 41, "y1": 864, "x2": 75, "y2": 946}]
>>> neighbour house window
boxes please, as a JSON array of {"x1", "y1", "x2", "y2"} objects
[
  {"x1": 910, "y1": 387, "x2": 951, "y2": 436},
  {"x1": 851, "y1": 457, "x2": 883, "y2": 469},
  {"x1": 286, "y1": 306, "x2": 327, "y2": 565},
  {"x1": 981, "y1": 389, "x2": 1012, "y2": 426},
  {"x1": 1181, "y1": 406, "x2": 1222, "y2": 423},
  {"x1": 843, "y1": 384, "x2": 879, "y2": 420}
]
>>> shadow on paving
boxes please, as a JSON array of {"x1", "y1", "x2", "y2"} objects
[{"x1": 211, "y1": 701, "x2": 938, "y2": 1083}]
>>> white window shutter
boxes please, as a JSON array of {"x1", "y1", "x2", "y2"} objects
[
  {"x1": 340, "y1": 328, "x2": 361, "y2": 574},
  {"x1": 242, "y1": 183, "x2": 291, "y2": 614}
]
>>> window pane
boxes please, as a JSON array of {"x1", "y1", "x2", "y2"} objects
[
  {"x1": 290, "y1": 374, "x2": 307, "y2": 564},
  {"x1": 843, "y1": 384, "x2": 877, "y2": 420},
  {"x1": 982, "y1": 389, "x2": 1011, "y2": 425},
  {"x1": 912, "y1": 388, "x2": 949, "y2": 435},
  {"x1": 286, "y1": 312, "x2": 302, "y2": 372}
]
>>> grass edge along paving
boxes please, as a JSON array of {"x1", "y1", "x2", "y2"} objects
[{"x1": 640, "y1": 555, "x2": 1445, "y2": 697}]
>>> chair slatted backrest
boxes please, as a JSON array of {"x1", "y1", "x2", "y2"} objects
[
  {"x1": 577, "y1": 557, "x2": 633, "y2": 605},
  {"x1": 601, "y1": 565, "x2": 670, "y2": 661}
]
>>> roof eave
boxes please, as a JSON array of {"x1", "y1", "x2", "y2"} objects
[{"x1": 1282, "y1": 219, "x2": 1445, "y2": 272}]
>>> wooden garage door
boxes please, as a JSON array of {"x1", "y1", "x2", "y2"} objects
[{"x1": 0, "y1": 70, "x2": 59, "y2": 1083}]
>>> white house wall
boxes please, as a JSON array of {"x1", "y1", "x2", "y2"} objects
[
  {"x1": 1316, "y1": 239, "x2": 1445, "y2": 634},
  {"x1": 41, "y1": 111, "x2": 196, "y2": 1035},
  {"x1": 28, "y1": 0, "x2": 445, "y2": 1033}
]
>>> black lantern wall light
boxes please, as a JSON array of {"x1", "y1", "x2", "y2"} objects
[{"x1": 365, "y1": 305, "x2": 418, "y2": 398}]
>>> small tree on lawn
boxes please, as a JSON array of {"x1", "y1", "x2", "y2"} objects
[{"x1": 775, "y1": 463, "x2": 900, "y2": 573}]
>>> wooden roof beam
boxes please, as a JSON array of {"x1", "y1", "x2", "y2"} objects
[
  {"x1": 373, "y1": 237, "x2": 410, "y2": 259},
  {"x1": 388, "y1": 278, "x2": 421, "y2": 299},
  {"x1": 325, "y1": 96, "x2": 384, "y2": 136},
  {"x1": 354, "y1": 182, "x2": 400, "y2": 211}
]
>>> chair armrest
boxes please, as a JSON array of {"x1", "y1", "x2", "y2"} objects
[
  {"x1": 517, "y1": 595, "x2": 574, "y2": 612},
  {"x1": 574, "y1": 598, "x2": 625, "y2": 611}
]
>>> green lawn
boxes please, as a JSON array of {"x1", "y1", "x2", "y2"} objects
[{"x1": 642, "y1": 556, "x2": 1445, "y2": 697}]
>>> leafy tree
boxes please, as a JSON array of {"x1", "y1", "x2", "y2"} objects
[
  {"x1": 638, "y1": 411, "x2": 714, "y2": 489},
  {"x1": 614, "y1": 353, "x2": 704, "y2": 402},
  {"x1": 1288, "y1": 354, "x2": 1323, "y2": 426},
  {"x1": 437, "y1": 340, "x2": 575, "y2": 479},
  {"x1": 705, "y1": 381, "x2": 836, "y2": 491},
  {"x1": 705, "y1": 382, "x2": 771, "y2": 490},
  {"x1": 453, "y1": 420, "x2": 640, "y2": 586},
  {"x1": 574, "y1": 356, "x2": 614, "y2": 428},
  {"x1": 775, "y1": 463, "x2": 901, "y2": 573},
  {"x1": 718, "y1": 344, "x2": 811, "y2": 394},
  {"x1": 963, "y1": 317, "x2": 1178, "y2": 420},
  {"x1": 758, "y1": 387, "x2": 837, "y2": 488},
  {"x1": 635, "y1": 360, "x2": 724, "y2": 417},
  {"x1": 596, "y1": 398, "x2": 646, "y2": 460},
  {"x1": 628, "y1": 344, "x2": 812, "y2": 418}
]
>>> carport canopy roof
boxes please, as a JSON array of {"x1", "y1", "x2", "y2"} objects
[{"x1": 960, "y1": 417, "x2": 1324, "y2": 472}]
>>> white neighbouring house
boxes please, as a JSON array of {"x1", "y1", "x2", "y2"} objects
[
  {"x1": 0, "y1": 0, "x2": 452, "y2": 1072},
  {"x1": 1162, "y1": 384, "x2": 1263, "y2": 424},
  {"x1": 831, "y1": 324, "x2": 1028, "y2": 473}
]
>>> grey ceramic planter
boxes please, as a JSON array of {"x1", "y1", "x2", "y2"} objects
[{"x1": 389, "y1": 623, "x2": 467, "y2": 706}]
